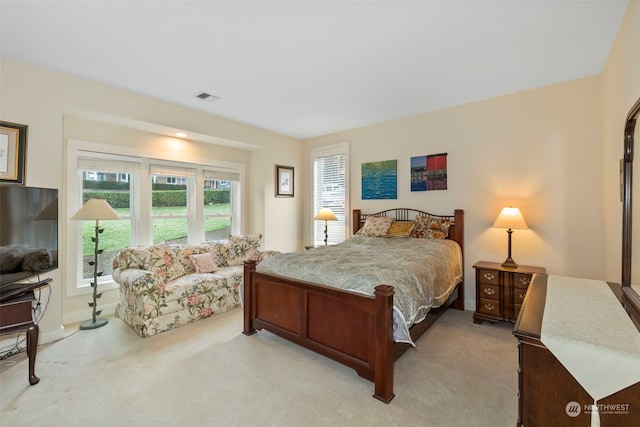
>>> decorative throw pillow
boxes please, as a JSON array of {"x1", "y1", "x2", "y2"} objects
[
  {"x1": 227, "y1": 234, "x2": 262, "y2": 266},
  {"x1": 411, "y1": 216, "x2": 451, "y2": 239},
  {"x1": 360, "y1": 216, "x2": 394, "y2": 237},
  {"x1": 201, "y1": 241, "x2": 230, "y2": 267},
  {"x1": 146, "y1": 243, "x2": 186, "y2": 282},
  {"x1": 386, "y1": 221, "x2": 414, "y2": 237},
  {"x1": 126, "y1": 247, "x2": 152, "y2": 269},
  {"x1": 175, "y1": 244, "x2": 205, "y2": 273},
  {"x1": 189, "y1": 252, "x2": 219, "y2": 273}
]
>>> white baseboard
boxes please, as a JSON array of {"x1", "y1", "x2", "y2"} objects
[
  {"x1": 0, "y1": 324, "x2": 65, "y2": 351},
  {"x1": 40, "y1": 325, "x2": 65, "y2": 345},
  {"x1": 62, "y1": 302, "x2": 117, "y2": 326}
]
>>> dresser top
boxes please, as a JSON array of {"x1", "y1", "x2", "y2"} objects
[
  {"x1": 513, "y1": 274, "x2": 623, "y2": 341},
  {"x1": 473, "y1": 261, "x2": 546, "y2": 275}
]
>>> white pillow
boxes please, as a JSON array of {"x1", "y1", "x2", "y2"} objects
[{"x1": 359, "y1": 216, "x2": 394, "y2": 237}]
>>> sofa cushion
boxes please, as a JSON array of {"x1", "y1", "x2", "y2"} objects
[
  {"x1": 112, "y1": 246, "x2": 151, "y2": 270},
  {"x1": 227, "y1": 234, "x2": 262, "y2": 266},
  {"x1": 143, "y1": 243, "x2": 186, "y2": 282},
  {"x1": 163, "y1": 267, "x2": 243, "y2": 304},
  {"x1": 174, "y1": 244, "x2": 206, "y2": 273},
  {"x1": 201, "y1": 241, "x2": 230, "y2": 267}
]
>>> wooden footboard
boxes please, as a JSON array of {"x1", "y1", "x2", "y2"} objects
[
  {"x1": 243, "y1": 207, "x2": 465, "y2": 402},
  {"x1": 243, "y1": 260, "x2": 396, "y2": 402}
]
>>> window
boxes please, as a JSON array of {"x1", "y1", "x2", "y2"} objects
[
  {"x1": 149, "y1": 164, "x2": 195, "y2": 245},
  {"x1": 311, "y1": 142, "x2": 350, "y2": 245},
  {"x1": 68, "y1": 142, "x2": 242, "y2": 296},
  {"x1": 77, "y1": 154, "x2": 139, "y2": 285},
  {"x1": 204, "y1": 169, "x2": 238, "y2": 241}
]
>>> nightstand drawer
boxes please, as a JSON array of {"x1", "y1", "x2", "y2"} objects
[
  {"x1": 514, "y1": 273, "x2": 533, "y2": 289},
  {"x1": 514, "y1": 287, "x2": 528, "y2": 305},
  {"x1": 478, "y1": 283, "x2": 500, "y2": 301},
  {"x1": 478, "y1": 298, "x2": 501, "y2": 316},
  {"x1": 478, "y1": 269, "x2": 499, "y2": 285}
]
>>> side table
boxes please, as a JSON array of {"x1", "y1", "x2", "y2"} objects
[{"x1": 473, "y1": 261, "x2": 545, "y2": 324}]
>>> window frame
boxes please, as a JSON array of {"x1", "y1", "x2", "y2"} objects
[
  {"x1": 65, "y1": 139, "x2": 243, "y2": 298},
  {"x1": 310, "y1": 142, "x2": 350, "y2": 246}
]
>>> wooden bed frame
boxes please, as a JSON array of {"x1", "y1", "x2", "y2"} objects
[{"x1": 242, "y1": 208, "x2": 464, "y2": 403}]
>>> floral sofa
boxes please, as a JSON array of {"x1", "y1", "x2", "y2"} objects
[{"x1": 112, "y1": 234, "x2": 278, "y2": 337}]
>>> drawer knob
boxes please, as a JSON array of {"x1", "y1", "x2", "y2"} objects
[
  {"x1": 518, "y1": 292, "x2": 526, "y2": 299},
  {"x1": 519, "y1": 277, "x2": 530, "y2": 286},
  {"x1": 483, "y1": 272, "x2": 495, "y2": 281},
  {"x1": 483, "y1": 303, "x2": 496, "y2": 311},
  {"x1": 483, "y1": 287, "x2": 495, "y2": 296}
]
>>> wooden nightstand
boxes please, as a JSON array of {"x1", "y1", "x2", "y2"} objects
[{"x1": 473, "y1": 261, "x2": 546, "y2": 325}]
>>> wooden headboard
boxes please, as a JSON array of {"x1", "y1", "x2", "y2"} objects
[{"x1": 352, "y1": 208, "x2": 464, "y2": 255}]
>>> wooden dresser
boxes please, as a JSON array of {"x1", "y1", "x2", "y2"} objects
[
  {"x1": 513, "y1": 274, "x2": 640, "y2": 426},
  {"x1": 473, "y1": 261, "x2": 546, "y2": 324}
]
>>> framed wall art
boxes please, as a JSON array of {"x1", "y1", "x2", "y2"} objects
[
  {"x1": 0, "y1": 121, "x2": 28, "y2": 184},
  {"x1": 275, "y1": 165, "x2": 294, "y2": 197},
  {"x1": 361, "y1": 159, "x2": 397, "y2": 199},
  {"x1": 410, "y1": 153, "x2": 447, "y2": 191}
]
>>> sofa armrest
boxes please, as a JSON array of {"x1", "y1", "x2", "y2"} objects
[{"x1": 113, "y1": 268, "x2": 166, "y2": 296}]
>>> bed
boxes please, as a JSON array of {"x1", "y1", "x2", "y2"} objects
[{"x1": 242, "y1": 208, "x2": 464, "y2": 403}]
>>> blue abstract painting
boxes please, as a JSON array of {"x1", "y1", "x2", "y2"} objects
[{"x1": 362, "y1": 160, "x2": 397, "y2": 199}]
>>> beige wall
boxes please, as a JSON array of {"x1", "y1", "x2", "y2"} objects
[
  {"x1": 304, "y1": 77, "x2": 605, "y2": 309},
  {"x1": 0, "y1": 58, "x2": 302, "y2": 342},
  {"x1": 602, "y1": 1, "x2": 640, "y2": 283},
  {"x1": 303, "y1": 2, "x2": 640, "y2": 311},
  {"x1": 1, "y1": 1, "x2": 637, "y2": 338}
]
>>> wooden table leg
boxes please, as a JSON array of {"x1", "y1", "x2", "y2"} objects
[{"x1": 26, "y1": 323, "x2": 40, "y2": 385}]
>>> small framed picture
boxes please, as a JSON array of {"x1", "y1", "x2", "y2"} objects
[
  {"x1": 0, "y1": 121, "x2": 28, "y2": 184},
  {"x1": 275, "y1": 165, "x2": 294, "y2": 197}
]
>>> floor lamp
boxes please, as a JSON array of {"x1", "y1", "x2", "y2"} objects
[
  {"x1": 71, "y1": 199, "x2": 121, "y2": 330},
  {"x1": 314, "y1": 208, "x2": 338, "y2": 245},
  {"x1": 492, "y1": 206, "x2": 528, "y2": 269}
]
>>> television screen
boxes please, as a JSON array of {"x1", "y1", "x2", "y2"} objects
[{"x1": 0, "y1": 185, "x2": 58, "y2": 289}]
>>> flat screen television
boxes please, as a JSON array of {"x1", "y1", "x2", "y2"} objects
[{"x1": 0, "y1": 185, "x2": 58, "y2": 290}]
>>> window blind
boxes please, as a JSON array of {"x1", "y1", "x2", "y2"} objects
[
  {"x1": 203, "y1": 169, "x2": 240, "y2": 182},
  {"x1": 149, "y1": 164, "x2": 196, "y2": 177},
  {"x1": 312, "y1": 144, "x2": 348, "y2": 245},
  {"x1": 78, "y1": 156, "x2": 141, "y2": 174}
]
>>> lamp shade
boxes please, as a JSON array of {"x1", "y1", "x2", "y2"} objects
[
  {"x1": 314, "y1": 208, "x2": 338, "y2": 221},
  {"x1": 492, "y1": 207, "x2": 528, "y2": 230},
  {"x1": 71, "y1": 199, "x2": 121, "y2": 221}
]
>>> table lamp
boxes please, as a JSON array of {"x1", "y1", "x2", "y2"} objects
[
  {"x1": 71, "y1": 199, "x2": 121, "y2": 329},
  {"x1": 492, "y1": 206, "x2": 528, "y2": 269},
  {"x1": 314, "y1": 208, "x2": 338, "y2": 245}
]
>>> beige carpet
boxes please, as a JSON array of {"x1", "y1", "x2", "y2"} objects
[{"x1": 1, "y1": 308, "x2": 517, "y2": 426}]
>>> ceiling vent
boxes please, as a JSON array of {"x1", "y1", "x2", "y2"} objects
[{"x1": 195, "y1": 92, "x2": 221, "y2": 103}]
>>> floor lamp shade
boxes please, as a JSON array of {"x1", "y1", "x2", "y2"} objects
[
  {"x1": 492, "y1": 207, "x2": 528, "y2": 269},
  {"x1": 314, "y1": 208, "x2": 338, "y2": 245},
  {"x1": 71, "y1": 199, "x2": 121, "y2": 330},
  {"x1": 71, "y1": 199, "x2": 121, "y2": 223}
]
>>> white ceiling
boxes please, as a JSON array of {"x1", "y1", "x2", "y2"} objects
[{"x1": 0, "y1": 1, "x2": 630, "y2": 140}]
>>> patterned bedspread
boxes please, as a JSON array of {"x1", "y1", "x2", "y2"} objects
[{"x1": 256, "y1": 235, "x2": 463, "y2": 344}]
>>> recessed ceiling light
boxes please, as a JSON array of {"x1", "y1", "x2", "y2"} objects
[
  {"x1": 176, "y1": 132, "x2": 188, "y2": 138},
  {"x1": 195, "y1": 92, "x2": 221, "y2": 103}
]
